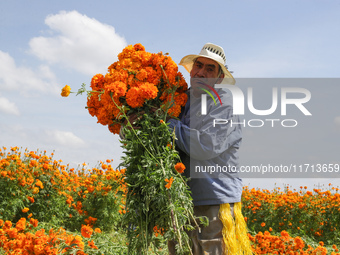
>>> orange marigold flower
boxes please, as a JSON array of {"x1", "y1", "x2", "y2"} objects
[
  {"x1": 108, "y1": 123, "x2": 121, "y2": 134},
  {"x1": 261, "y1": 222, "x2": 266, "y2": 227},
  {"x1": 125, "y1": 83, "x2": 158, "y2": 108},
  {"x1": 7, "y1": 228, "x2": 18, "y2": 238},
  {"x1": 134, "y1": 43, "x2": 145, "y2": 51},
  {"x1": 27, "y1": 196, "x2": 35, "y2": 203},
  {"x1": 35, "y1": 179, "x2": 44, "y2": 189},
  {"x1": 4, "y1": 220, "x2": 12, "y2": 229},
  {"x1": 33, "y1": 244, "x2": 44, "y2": 255},
  {"x1": 22, "y1": 207, "x2": 29, "y2": 213},
  {"x1": 105, "y1": 81, "x2": 127, "y2": 98},
  {"x1": 84, "y1": 216, "x2": 97, "y2": 227},
  {"x1": 94, "y1": 228, "x2": 102, "y2": 234},
  {"x1": 15, "y1": 218, "x2": 26, "y2": 232},
  {"x1": 88, "y1": 240, "x2": 98, "y2": 249},
  {"x1": 174, "y1": 162, "x2": 186, "y2": 174},
  {"x1": 165, "y1": 177, "x2": 174, "y2": 189},
  {"x1": 153, "y1": 225, "x2": 163, "y2": 237},
  {"x1": 30, "y1": 218, "x2": 39, "y2": 228},
  {"x1": 33, "y1": 187, "x2": 39, "y2": 194},
  {"x1": 125, "y1": 87, "x2": 146, "y2": 108},
  {"x1": 81, "y1": 224, "x2": 93, "y2": 238},
  {"x1": 61, "y1": 85, "x2": 71, "y2": 97},
  {"x1": 294, "y1": 236, "x2": 305, "y2": 250}
]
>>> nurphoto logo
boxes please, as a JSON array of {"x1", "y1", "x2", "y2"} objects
[{"x1": 201, "y1": 83, "x2": 312, "y2": 128}]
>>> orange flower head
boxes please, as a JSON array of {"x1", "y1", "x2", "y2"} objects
[
  {"x1": 94, "y1": 228, "x2": 102, "y2": 234},
  {"x1": 22, "y1": 207, "x2": 29, "y2": 213},
  {"x1": 84, "y1": 43, "x2": 188, "y2": 134},
  {"x1": 15, "y1": 218, "x2": 26, "y2": 231},
  {"x1": 165, "y1": 177, "x2": 174, "y2": 189},
  {"x1": 174, "y1": 162, "x2": 186, "y2": 174},
  {"x1": 81, "y1": 224, "x2": 93, "y2": 238},
  {"x1": 61, "y1": 85, "x2": 71, "y2": 97},
  {"x1": 35, "y1": 179, "x2": 44, "y2": 189},
  {"x1": 30, "y1": 218, "x2": 39, "y2": 228}
]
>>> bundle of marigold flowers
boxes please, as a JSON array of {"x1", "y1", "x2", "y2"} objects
[
  {"x1": 63, "y1": 44, "x2": 199, "y2": 254},
  {"x1": 83, "y1": 43, "x2": 188, "y2": 134}
]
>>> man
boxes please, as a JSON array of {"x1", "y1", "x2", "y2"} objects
[{"x1": 167, "y1": 43, "x2": 248, "y2": 254}]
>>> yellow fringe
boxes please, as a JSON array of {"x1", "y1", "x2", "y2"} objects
[{"x1": 219, "y1": 202, "x2": 253, "y2": 255}]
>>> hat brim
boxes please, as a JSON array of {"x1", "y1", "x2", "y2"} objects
[{"x1": 179, "y1": 54, "x2": 236, "y2": 85}]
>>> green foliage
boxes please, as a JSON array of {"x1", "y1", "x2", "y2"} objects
[
  {"x1": 0, "y1": 147, "x2": 125, "y2": 233},
  {"x1": 0, "y1": 174, "x2": 26, "y2": 221},
  {"x1": 242, "y1": 185, "x2": 340, "y2": 246},
  {"x1": 119, "y1": 109, "x2": 196, "y2": 255},
  {"x1": 1, "y1": 147, "x2": 340, "y2": 254}
]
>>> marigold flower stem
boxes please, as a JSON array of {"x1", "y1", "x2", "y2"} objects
[
  {"x1": 110, "y1": 94, "x2": 160, "y2": 165},
  {"x1": 160, "y1": 64, "x2": 177, "y2": 122}
]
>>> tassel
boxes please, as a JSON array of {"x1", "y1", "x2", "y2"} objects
[
  {"x1": 219, "y1": 203, "x2": 238, "y2": 254},
  {"x1": 234, "y1": 202, "x2": 253, "y2": 255},
  {"x1": 219, "y1": 202, "x2": 253, "y2": 255}
]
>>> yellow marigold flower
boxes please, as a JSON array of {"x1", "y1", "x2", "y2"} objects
[
  {"x1": 35, "y1": 179, "x2": 44, "y2": 189},
  {"x1": 61, "y1": 85, "x2": 71, "y2": 97},
  {"x1": 33, "y1": 187, "x2": 39, "y2": 194},
  {"x1": 22, "y1": 207, "x2": 29, "y2": 213}
]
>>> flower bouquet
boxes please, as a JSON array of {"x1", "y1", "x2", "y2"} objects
[{"x1": 62, "y1": 43, "x2": 201, "y2": 254}]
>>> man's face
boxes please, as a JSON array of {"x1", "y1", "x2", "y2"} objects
[{"x1": 190, "y1": 57, "x2": 223, "y2": 96}]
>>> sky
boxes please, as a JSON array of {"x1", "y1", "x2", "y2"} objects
[{"x1": 1, "y1": 0, "x2": 340, "y2": 191}]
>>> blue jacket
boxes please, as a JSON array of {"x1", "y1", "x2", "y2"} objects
[{"x1": 167, "y1": 88, "x2": 243, "y2": 206}]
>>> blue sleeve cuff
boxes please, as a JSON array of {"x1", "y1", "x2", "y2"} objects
[{"x1": 167, "y1": 118, "x2": 177, "y2": 131}]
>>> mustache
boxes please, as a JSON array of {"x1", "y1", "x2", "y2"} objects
[
  {"x1": 190, "y1": 78, "x2": 219, "y2": 88},
  {"x1": 190, "y1": 78, "x2": 209, "y2": 86}
]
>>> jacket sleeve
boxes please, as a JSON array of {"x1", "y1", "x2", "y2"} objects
[{"x1": 167, "y1": 93, "x2": 242, "y2": 161}]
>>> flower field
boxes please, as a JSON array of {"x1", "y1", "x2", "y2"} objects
[{"x1": 1, "y1": 146, "x2": 340, "y2": 254}]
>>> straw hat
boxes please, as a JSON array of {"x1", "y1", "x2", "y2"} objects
[{"x1": 179, "y1": 43, "x2": 235, "y2": 85}]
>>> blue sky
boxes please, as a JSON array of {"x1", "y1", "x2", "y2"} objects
[{"x1": 1, "y1": 0, "x2": 340, "y2": 190}]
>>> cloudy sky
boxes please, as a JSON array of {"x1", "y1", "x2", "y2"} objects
[{"x1": 1, "y1": 0, "x2": 339, "y2": 190}]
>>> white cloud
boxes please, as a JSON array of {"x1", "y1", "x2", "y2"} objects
[
  {"x1": 45, "y1": 130, "x2": 86, "y2": 148},
  {"x1": 0, "y1": 97, "x2": 20, "y2": 115},
  {"x1": 29, "y1": 10, "x2": 127, "y2": 75},
  {"x1": 0, "y1": 51, "x2": 58, "y2": 94}
]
